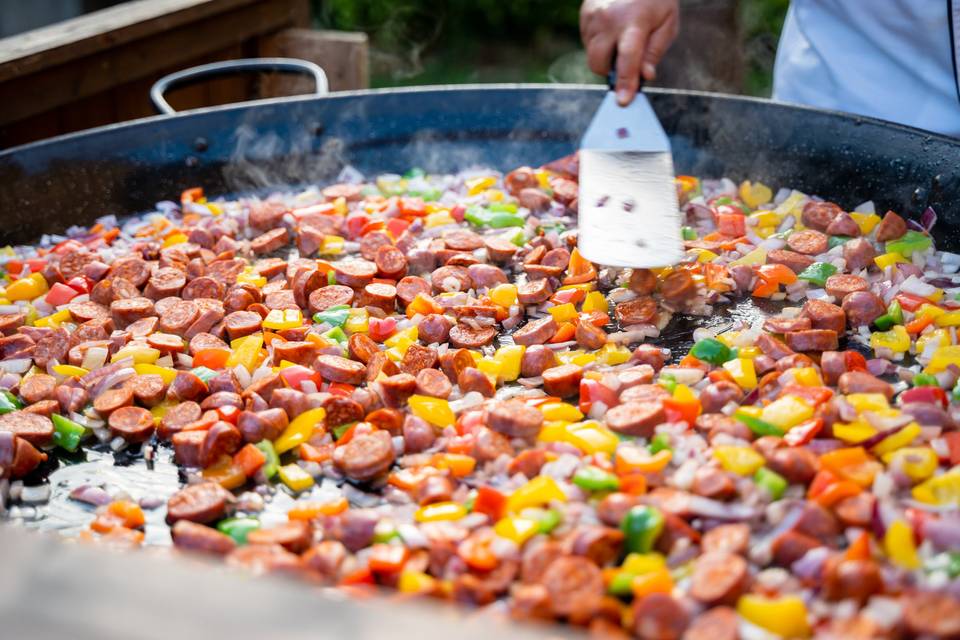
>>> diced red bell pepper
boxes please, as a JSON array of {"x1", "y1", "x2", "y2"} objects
[
  {"x1": 66, "y1": 276, "x2": 90, "y2": 294},
  {"x1": 44, "y1": 282, "x2": 80, "y2": 306},
  {"x1": 359, "y1": 220, "x2": 386, "y2": 237},
  {"x1": 26, "y1": 258, "x2": 46, "y2": 273},
  {"x1": 455, "y1": 410, "x2": 485, "y2": 436},
  {"x1": 896, "y1": 293, "x2": 929, "y2": 312},
  {"x1": 216, "y1": 405, "x2": 240, "y2": 425},
  {"x1": 781, "y1": 384, "x2": 833, "y2": 406},
  {"x1": 192, "y1": 348, "x2": 230, "y2": 370},
  {"x1": 844, "y1": 350, "x2": 867, "y2": 372},
  {"x1": 472, "y1": 486, "x2": 507, "y2": 521},
  {"x1": 450, "y1": 204, "x2": 466, "y2": 222},
  {"x1": 346, "y1": 214, "x2": 370, "y2": 239},
  {"x1": 399, "y1": 197, "x2": 426, "y2": 217},
  {"x1": 783, "y1": 418, "x2": 823, "y2": 446},
  {"x1": 386, "y1": 217, "x2": 410, "y2": 239},
  {"x1": 279, "y1": 364, "x2": 322, "y2": 390},
  {"x1": 233, "y1": 443, "x2": 266, "y2": 476},
  {"x1": 368, "y1": 543, "x2": 409, "y2": 573},
  {"x1": 340, "y1": 566, "x2": 375, "y2": 586},
  {"x1": 579, "y1": 378, "x2": 619, "y2": 415},
  {"x1": 716, "y1": 212, "x2": 746, "y2": 237},
  {"x1": 445, "y1": 434, "x2": 476, "y2": 455},
  {"x1": 327, "y1": 382, "x2": 355, "y2": 398},
  {"x1": 550, "y1": 288, "x2": 585, "y2": 305},
  {"x1": 663, "y1": 396, "x2": 700, "y2": 427},
  {"x1": 944, "y1": 432, "x2": 960, "y2": 466},
  {"x1": 899, "y1": 386, "x2": 947, "y2": 408},
  {"x1": 368, "y1": 316, "x2": 396, "y2": 342}
]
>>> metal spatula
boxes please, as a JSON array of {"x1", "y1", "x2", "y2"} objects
[{"x1": 578, "y1": 71, "x2": 684, "y2": 269}]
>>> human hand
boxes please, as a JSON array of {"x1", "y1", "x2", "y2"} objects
[{"x1": 580, "y1": 0, "x2": 679, "y2": 105}]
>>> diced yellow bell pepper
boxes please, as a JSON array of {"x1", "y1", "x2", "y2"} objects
[
  {"x1": 714, "y1": 446, "x2": 765, "y2": 476},
  {"x1": 598, "y1": 343, "x2": 631, "y2": 365},
  {"x1": 850, "y1": 212, "x2": 881, "y2": 236},
  {"x1": 740, "y1": 181, "x2": 773, "y2": 209},
  {"x1": 558, "y1": 282, "x2": 597, "y2": 293},
  {"x1": 581, "y1": 291, "x2": 608, "y2": 313},
  {"x1": 925, "y1": 345, "x2": 960, "y2": 374},
  {"x1": 278, "y1": 464, "x2": 315, "y2": 492},
  {"x1": 414, "y1": 501, "x2": 467, "y2": 522},
  {"x1": 489, "y1": 283, "x2": 518, "y2": 308},
  {"x1": 738, "y1": 346, "x2": 760, "y2": 359},
  {"x1": 883, "y1": 446, "x2": 938, "y2": 482},
  {"x1": 760, "y1": 395, "x2": 813, "y2": 430},
  {"x1": 163, "y1": 232, "x2": 188, "y2": 247},
  {"x1": 539, "y1": 421, "x2": 619, "y2": 455},
  {"x1": 150, "y1": 401, "x2": 175, "y2": 422},
  {"x1": 492, "y1": 344, "x2": 524, "y2": 381},
  {"x1": 432, "y1": 453, "x2": 475, "y2": 477},
  {"x1": 621, "y1": 552, "x2": 667, "y2": 575},
  {"x1": 928, "y1": 288, "x2": 945, "y2": 303},
  {"x1": 320, "y1": 235, "x2": 345, "y2": 255},
  {"x1": 755, "y1": 225, "x2": 776, "y2": 239},
  {"x1": 274, "y1": 407, "x2": 326, "y2": 454},
  {"x1": 570, "y1": 351, "x2": 597, "y2": 367},
  {"x1": 723, "y1": 357, "x2": 756, "y2": 390},
  {"x1": 749, "y1": 210, "x2": 780, "y2": 228},
  {"x1": 237, "y1": 269, "x2": 267, "y2": 288},
  {"x1": 832, "y1": 421, "x2": 877, "y2": 444},
  {"x1": 874, "y1": 252, "x2": 908, "y2": 270},
  {"x1": 34, "y1": 309, "x2": 71, "y2": 328},
  {"x1": 883, "y1": 520, "x2": 920, "y2": 570},
  {"x1": 774, "y1": 190, "x2": 806, "y2": 216},
  {"x1": 736, "y1": 595, "x2": 811, "y2": 638},
  {"x1": 344, "y1": 308, "x2": 369, "y2": 334},
  {"x1": 687, "y1": 248, "x2": 718, "y2": 263},
  {"x1": 715, "y1": 331, "x2": 740, "y2": 348},
  {"x1": 735, "y1": 405, "x2": 763, "y2": 420},
  {"x1": 916, "y1": 329, "x2": 950, "y2": 356},
  {"x1": 872, "y1": 422, "x2": 921, "y2": 456},
  {"x1": 6, "y1": 273, "x2": 48, "y2": 301},
  {"x1": 52, "y1": 364, "x2": 88, "y2": 378},
  {"x1": 466, "y1": 176, "x2": 496, "y2": 195},
  {"x1": 385, "y1": 326, "x2": 418, "y2": 348},
  {"x1": 548, "y1": 303, "x2": 577, "y2": 324},
  {"x1": 729, "y1": 247, "x2": 767, "y2": 267},
  {"x1": 398, "y1": 570, "x2": 437, "y2": 594},
  {"x1": 535, "y1": 169, "x2": 551, "y2": 189},
  {"x1": 262, "y1": 308, "x2": 303, "y2": 331},
  {"x1": 507, "y1": 476, "x2": 566, "y2": 513},
  {"x1": 870, "y1": 324, "x2": 911, "y2": 353},
  {"x1": 912, "y1": 469, "x2": 960, "y2": 505},
  {"x1": 615, "y1": 447, "x2": 672, "y2": 474},
  {"x1": 537, "y1": 420, "x2": 572, "y2": 444},
  {"x1": 918, "y1": 304, "x2": 946, "y2": 321},
  {"x1": 540, "y1": 402, "x2": 584, "y2": 422},
  {"x1": 332, "y1": 196, "x2": 348, "y2": 216},
  {"x1": 845, "y1": 393, "x2": 889, "y2": 413},
  {"x1": 408, "y1": 394, "x2": 455, "y2": 428},
  {"x1": 476, "y1": 357, "x2": 502, "y2": 382},
  {"x1": 935, "y1": 310, "x2": 960, "y2": 327},
  {"x1": 792, "y1": 366, "x2": 823, "y2": 387},
  {"x1": 111, "y1": 346, "x2": 160, "y2": 364},
  {"x1": 134, "y1": 363, "x2": 178, "y2": 385},
  {"x1": 206, "y1": 203, "x2": 223, "y2": 216},
  {"x1": 425, "y1": 211, "x2": 455, "y2": 228},
  {"x1": 484, "y1": 188, "x2": 504, "y2": 202},
  {"x1": 494, "y1": 516, "x2": 540, "y2": 546},
  {"x1": 226, "y1": 333, "x2": 264, "y2": 372}
]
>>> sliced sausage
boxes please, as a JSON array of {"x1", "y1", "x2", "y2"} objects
[
  {"x1": 182, "y1": 276, "x2": 224, "y2": 301},
  {"x1": 250, "y1": 228, "x2": 288, "y2": 254},
  {"x1": 763, "y1": 316, "x2": 811, "y2": 334},
  {"x1": 802, "y1": 200, "x2": 843, "y2": 231},
  {"x1": 516, "y1": 279, "x2": 552, "y2": 305},
  {"x1": 360, "y1": 282, "x2": 396, "y2": 312},
  {"x1": 661, "y1": 270, "x2": 696, "y2": 303},
  {"x1": 168, "y1": 371, "x2": 207, "y2": 402},
  {"x1": 399, "y1": 343, "x2": 438, "y2": 375},
  {"x1": 417, "y1": 314, "x2": 452, "y2": 345},
  {"x1": 767, "y1": 249, "x2": 814, "y2": 274},
  {"x1": 448, "y1": 323, "x2": 496, "y2": 349},
  {"x1": 681, "y1": 606, "x2": 739, "y2": 640},
  {"x1": 540, "y1": 556, "x2": 604, "y2": 618},
  {"x1": 348, "y1": 333, "x2": 380, "y2": 363},
  {"x1": 314, "y1": 354, "x2": 366, "y2": 385},
  {"x1": 843, "y1": 237, "x2": 877, "y2": 272},
  {"x1": 143, "y1": 267, "x2": 186, "y2": 299},
  {"x1": 875, "y1": 210, "x2": 907, "y2": 242},
  {"x1": 172, "y1": 520, "x2": 236, "y2": 555},
  {"x1": 542, "y1": 363, "x2": 583, "y2": 398},
  {"x1": 615, "y1": 297, "x2": 657, "y2": 325},
  {"x1": 631, "y1": 593, "x2": 690, "y2": 640},
  {"x1": 825, "y1": 211, "x2": 861, "y2": 237},
  {"x1": 415, "y1": 367, "x2": 452, "y2": 399},
  {"x1": 802, "y1": 299, "x2": 846, "y2": 334},
  {"x1": 431, "y1": 265, "x2": 472, "y2": 293},
  {"x1": 333, "y1": 259, "x2": 378, "y2": 288},
  {"x1": 841, "y1": 290, "x2": 885, "y2": 327},
  {"x1": 701, "y1": 523, "x2": 750, "y2": 556},
  {"x1": 0, "y1": 411, "x2": 55, "y2": 447},
  {"x1": 629, "y1": 268, "x2": 657, "y2": 295},
  {"x1": 783, "y1": 329, "x2": 838, "y2": 352},
  {"x1": 308, "y1": 285, "x2": 354, "y2": 314},
  {"x1": 403, "y1": 414, "x2": 436, "y2": 453},
  {"x1": 458, "y1": 367, "x2": 496, "y2": 397},
  {"x1": 787, "y1": 229, "x2": 828, "y2": 255},
  {"x1": 166, "y1": 482, "x2": 233, "y2": 524},
  {"x1": 512, "y1": 316, "x2": 558, "y2": 346},
  {"x1": 838, "y1": 370, "x2": 893, "y2": 399},
  {"x1": 824, "y1": 273, "x2": 868, "y2": 300},
  {"x1": 395, "y1": 276, "x2": 431, "y2": 306},
  {"x1": 689, "y1": 551, "x2": 749, "y2": 605},
  {"x1": 378, "y1": 373, "x2": 418, "y2": 407},
  {"x1": 246, "y1": 520, "x2": 312, "y2": 554},
  {"x1": 93, "y1": 387, "x2": 134, "y2": 416},
  {"x1": 158, "y1": 401, "x2": 202, "y2": 440},
  {"x1": 19, "y1": 374, "x2": 56, "y2": 405},
  {"x1": 374, "y1": 244, "x2": 408, "y2": 279},
  {"x1": 108, "y1": 406, "x2": 155, "y2": 443},
  {"x1": 237, "y1": 408, "x2": 289, "y2": 443},
  {"x1": 575, "y1": 321, "x2": 607, "y2": 350},
  {"x1": 520, "y1": 344, "x2": 557, "y2": 378},
  {"x1": 360, "y1": 230, "x2": 393, "y2": 261},
  {"x1": 606, "y1": 401, "x2": 666, "y2": 438},
  {"x1": 821, "y1": 556, "x2": 883, "y2": 604},
  {"x1": 333, "y1": 429, "x2": 395, "y2": 481},
  {"x1": 486, "y1": 400, "x2": 544, "y2": 440},
  {"x1": 223, "y1": 310, "x2": 262, "y2": 340}
]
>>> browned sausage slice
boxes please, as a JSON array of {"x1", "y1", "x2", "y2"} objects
[
  {"x1": 250, "y1": 228, "x2": 288, "y2": 254},
  {"x1": 605, "y1": 401, "x2": 665, "y2": 438},
  {"x1": 838, "y1": 370, "x2": 893, "y2": 399},
  {"x1": 540, "y1": 556, "x2": 604, "y2": 618},
  {"x1": 19, "y1": 374, "x2": 56, "y2": 405},
  {"x1": 158, "y1": 401, "x2": 202, "y2": 440},
  {"x1": 308, "y1": 285, "x2": 355, "y2": 313},
  {"x1": 783, "y1": 329, "x2": 838, "y2": 352},
  {"x1": 485, "y1": 400, "x2": 543, "y2": 439},
  {"x1": 615, "y1": 297, "x2": 658, "y2": 325},
  {"x1": 359, "y1": 230, "x2": 393, "y2": 261},
  {"x1": 448, "y1": 323, "x2": 496, "y2": 348},
  {"x1": 767, "y1": 249, "x2": 814, "y2": 274},
  {"x1": 629, "y1": 268, "x2": 657, "y2": 295},
  {"x1": 182, "y1": 276, "x2": 224, "y2": 301},
  {"x1": 415, "y1": 367, "x2": 452, "y2": 399},
  {"x1": 348, "y1": 333, "x2": 380, "y2": 363},
  {"x1": 661, "y1": 270, "x2": 696, "y2": 303},
  {"x1": 512, "y1": 316, "x2": 558, "y2": 346},
  {"x1": 575, "y1": 321, "x2": 607, "y2": 350},
  {"x1": 395, "y1": 276, "x2": 431, "y2": 306},
  {"x1": 875, "y1": 210, "x2": 907, "y2": 242},
  {"x1": 431, "y1": 265, "x2": 472, "y2": 293},
  {"x1": 375, "y1": 244, "x2": 408, "y2": 279},
  {"x1": 824, "y1": 273, "x2": 868, "y2": 299},
  {"x1": 333, "y1": 259, "x2": 378, "y2": 288},
  {"x1": 541, "y1": 363, "x2": 583, "y2": 397},
  {"x1": 701, "y1": 523, "x2": 751, "y2": 556},
  {"x1": 172, "y1": 520, "x2": 236, "y2": 555},
  {"x1": 314, "y1": 354, "x2": 366, "y2": 385},
  {"x1": 223, "y1": 310, "x2": 262, "y2": 340},
  {"x1": 681, "y1": 606, "x2": 739, "y2": 640},
  {"x1": 108, "y1": 406, "x2": 156, "y2": 443},
  {"x1": 93, "y1": 387, "x2": 134, "y2": 416},
  {"x1": 801, "y1": 200, "x2": 842, "y2": 231},
  {"x1": 516, "y1": 279, "x2": 552, "y2": 305},
  {"x1": 520, "y1": 344, "x2": 557, "y2": 377},
  {"x1": 246, "y1": 520, "x2": 312, "y2": 553},
  {"x1": 802, "y1": 299, "x2": 846, "y2": 334},
  {"x1": 841, "y1": 290, "x2": 885, "y2": 327},
  {"x1": 333, "y1": 429, "x2": 395, "y2": 481},
  {"x1": 902, "y1": 591, "x2": 960, "y2": 638},
  {"x1": 166, "y1": 482, "x2": 234, "y2": 524},
  {"x1": 689, "y1": 551, "x2": 749, "y2": 605},
  {"x1": 458, "y1": 367, "x2": 496, "y2": 397},
  {"x1": 0, "y1": 411, "x2": 55, "y2": 447},
  {"x1": 787, "y1": 229, "x2": 828, "y2": 255}
]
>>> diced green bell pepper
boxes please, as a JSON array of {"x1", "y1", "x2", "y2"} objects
[
  {"x1": 464, "y1": 207, "x2": 524, "y2": 228},
  {"x1": 402, "y1": 167, "x2": 425, "y2": 179},
  {"x1": 913, "y1": 372, "x2": 939, "y2": 387},
  {"x1": 327, "y1": 271, "x2": 337, "y2": 286},
  {"x1": 607, "y1": 571, "x2": 635, "y2": 597},
  {"x1": 649, "y1": 433, "x2": 672, "y2": 454},
  {"x1": 253, "y1": 440, "x2": 279, "y2": 479},
  {"x1": 190, "y1": 366, "x2": 218, "y2": 384},
  {"x1": 953, "y1": 383, "x2": 960, "y2": 403},
  {"x1": 217, "y1": 517, "x2": 260, "y2": 545},
  {"x1": 573, "y1": 466, "x2": 621, "y2": 492},
  {"x1": 535, "y1": 508, "x2": 562, "y2": 534},
  {"x1": 373, "y1": 520, "x2": 399, "y2": 543},
  {"x1": 689, "y1": 338, "x2": 732, "y2": 365},
  {"x1": 886, "y1": 230, "x2": 932, "y2": 257},
  {"x1": 313, "y1": 305, "x2": 351, "y2": 327},
  {"x1": 828, "y1": 235, "x2": 852, "y2": 250},
  {"x1": 888, "y1": 300, "x2": 903, "y2": 324},
  {"x1": 322, "y1": 326, "x2": 348, "y2": 345},
  {"x1": 681, "y1": 226, "x2": 697, "y2": 241},
  {"x1": 948, "y1": 552, "x2": 960, "y2": 578},
  {"x1": 51, "y1": 413, "x2": 85, "y2": 452},
  {"x1": 621, "y1": 505, "x2": 664, "y2": 554},
  {"x1": 658, "y1": 373, "x2": 677, "y2": 394},
  {"x1": 332, "y1": 422, "x2": 355, "y2": 439},
  {"x1": 873, "y1": 314, "x2": 896, "y2": 331},
  {"x1": 797, "y1": 262, "x2": 838, "y2": 287},
  {"x1": 488, "y1": 202, "x2": 518, "y2": 214},
  {"x1": 754, "y1": 467, "x2": 788, "y2": 500},
  {"x1": 0, "y1": 389, "x2": 22, "y2": 414},
  {"x1": 735, "y1": 412, "x2": 786, "y2": 437},
  {"x1": 508, "y1": 230, "x2": 527, "y2": 247}
]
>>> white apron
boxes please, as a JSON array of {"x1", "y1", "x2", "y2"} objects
[{"x1": 773, "y1": 0, "x2": 960, "y2": 137}]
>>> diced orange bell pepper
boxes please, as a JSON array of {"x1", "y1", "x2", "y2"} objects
[
  {"x1": 704, "y1": 263, "x2": 733, "y2": 292},
  {"x1": 360, "y1": 220, "x2": 386, "y2": 236},
  {"x1": 663, "y1": 396, "x2": 701, "y2": 426},
  {"x1": 819, "y1": 447, "x2": 882, "y2": 488},
  {"x1": 472, "y1": 486, "x2": 508, "y2": 521},
  {"x1": 807, "y1": 469, "x2": 840, "y2": 499},
  {"x1": 369, "y1": 543, "x2": 410, "y2": 573},
  {"x1": 905, "y1": 315, "x2": 935, "y2": 334},
  {"x1": 340, "y1": 566, "x2": 375, "y2": 586},
  {"x1": 845, "y1": 531, "x2": 872, "y2": 561},
  {"x1": 781, "y1": 384, "x2": 833, "y2": 406},
  {"x1": 563, "y1": 248, "x2": 597, "y2": 285},
  {"x1": 457, "y1": 529, "x2": 499, "y2": 571},
  {"x1": 288, "y1": 497, "x2": 349, "y2": 520},
  {"x1": 262, "y1": 331, "x2": 286, "y2": 345},
  {"x1": 619, "y1": 473, "x2": 648, "y2": 495},
  {"x1": 578, "y1": 310, "x2": 611, "y2": 328},
  {"x1": 678, "y1": 354, "x2": 709, "y2": 370},
  {"x1": 432, "y1": 453, "x2": 476, "y2": 477},
  {"x1": 299, "y1": 442, "x2": 334, "y2": 463},
  {"x1": 388, "y1": 467, "x2": 440, "y2": 492},
  {"x1": 202, "y1": 456, "x2": 247, "y2": 490},
  {"x1": 708, "y1": 369, "x2": 737, "y2": 385},
  {"x1": 615, "y1": 448, "x2": 673, "y2": 475},
  {"x1": 631, "y1": 566, "x2": 673, "y2": 598},
  {"x1": 945, "y1": 432, "x2": 960, "y2": 466},
  {"x1": 234, "y1": 443, "x2": 267, "y2": 477},
  {"x1": 406, "y1": 292, "x2": 444, "y2": 318},
  {"x1": 550, "y1": 288, "x2": 586, "y2": 305},
  {"x1": 813, "y1": 479, "x2": 862, "y2": 507},
  {"x1": 328, "y1": 382, "x2": 355, "y2": 398},
  {"x1": 181, "y1": 187, "x2": 203, "y2": 203},
  {"x1": 91, "y1": 499, "x2": 146, "y2": 533},
  {"x1": 548, "y1": 322, "x2": 576, "y2": 343}
]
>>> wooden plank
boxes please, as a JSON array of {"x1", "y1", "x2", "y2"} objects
[
  {"x1": 259, "y1": 28, "x2": 369, "y2": 94},
  {"x1": 0, "y1": 0, "x2": 308, "y2": 125}
]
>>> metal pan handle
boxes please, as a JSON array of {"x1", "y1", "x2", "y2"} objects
[{"x1": 150, "y1": 58, "x2": 329, "y2": 115}]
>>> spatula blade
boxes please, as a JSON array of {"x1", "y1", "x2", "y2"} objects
[{"x1": 578, "y1": 92, "x2": 683, "y2": 268}]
